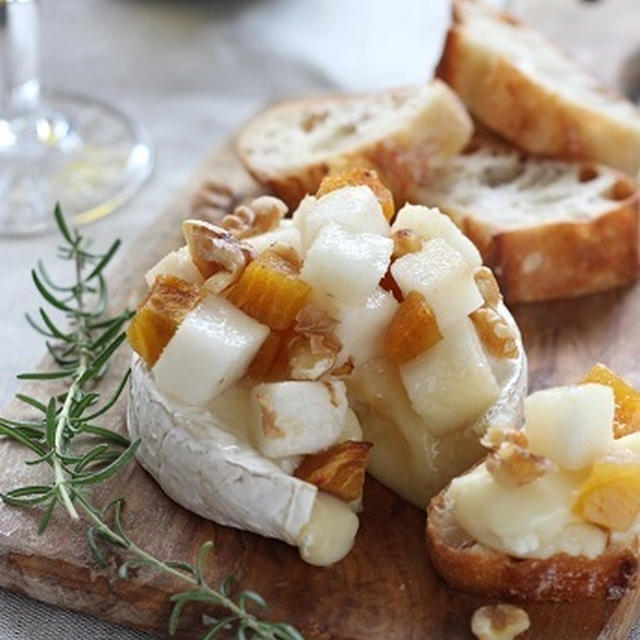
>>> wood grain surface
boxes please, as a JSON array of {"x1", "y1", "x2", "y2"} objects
[{"x1": 0, "y1": 140, "x2": 639, "y2": 640}]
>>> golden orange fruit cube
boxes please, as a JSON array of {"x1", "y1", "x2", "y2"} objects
[
  {"x1": 226, "y1": 247, "x2": 310, "y2": 330},
  {"x1": 384, "y1": 291, "x2": 442, "y2": 363},
  {"x1": 294, "y1": 440, "x2": 373, "y2": 502},
  {"x1": 316, "y1": 166, "x2": 395, "y2": 221},
  {"x1": 574, "y1": 451, "x2": 640, "y2": 531},
  {"x1": 126, "y1": 275, "x2": 202, "y2": 367},
  {"x1": 582, "y1": 364, "x2": 640, "y2": 438}
]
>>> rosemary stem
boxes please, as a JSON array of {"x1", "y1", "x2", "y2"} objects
[
  {"x1": 52, "y1": 236, "x2": 93, "y2": 521},
  {"x1": 74, "y1": 494, "x2": 276, "y2": 638},
  {"x1": 53, "y1": 381, "x2": 79, "y2": 520},
  {"x1": 4, "y1": 210, "x2": 300, "y2": 640}
]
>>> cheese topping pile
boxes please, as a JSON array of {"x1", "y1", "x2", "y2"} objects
[{"x1": 127, "y1": 167, "x2": 522, "y2": 561}]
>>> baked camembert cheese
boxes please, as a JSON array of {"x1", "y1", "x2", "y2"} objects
[{"x1": 126, "y1": 167, "x2": 525, "y2": 566}]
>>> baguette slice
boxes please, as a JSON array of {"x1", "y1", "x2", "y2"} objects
[
  {"x1": 426, "y1": 488, "x2": 638, "y2": 602},
  {"x1": 237, "y1": 81, "x2": 473, "y2": 208},
  {"x1": 437, "y1": 0, "x2": 640, "y2": 176},
  {"x1": 411, "y1": 139, "x2": 640, "y2": 303}
]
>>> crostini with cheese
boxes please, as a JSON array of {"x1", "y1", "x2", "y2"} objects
[{"x1": 427, "y1": 364, "x2": 640, "y2": 601}]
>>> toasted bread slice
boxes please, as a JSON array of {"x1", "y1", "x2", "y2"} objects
[
  {"x1": 437, "y1": 0, "x2": 640, "y2": 176},
  {"x1": 236, "y1": 81, "x2": 473, "y2": 208},
  {"x1": 411, "y1": 138, "x2": 640, "y2": 303},
  {"x1": 426, "y1": 489, "x2": 638, "y2": 602}
]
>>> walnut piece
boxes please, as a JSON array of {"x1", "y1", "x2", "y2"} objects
[
  {"x1": 471, "y1": 307, "x2": 518, "y2": 359},
  {"x1": 294, "y1": 305, "x2": 342, "y2": 352},
  {"x1": 332, "y1": 356, "x2": 355, "y2": 377},
  {"x1": 181, "y1": 219, "x2": 254, "y2": 294},
  {"x1": 221, "y1": 195, "x2": 287, "y2": 239},
  {"x1": 285, "y1": 304, "x2": 342, "y2": 381},
  {"x1": 191, "y1": 180, "x2": 236, "y2": 221},
  {"x1": 474, "y1": 266, "x2": 502, "y2": 308},
  {"x1": 471, "y1": 604, "x2": 530, "y2": 640},
  {"x1": 486, "y1": 441, "x2": 555, "y2": 487},
  {"x1": 288, "y1": 334, "x2": 336, "y2": 381},
  {"x1": 294, "y1": 440, "x2": 373, "y2": 502},
  {"x1": 391, "y1": 228, "x2": 422, "y2": 259},
  {"x1": 480, "y1": 426, "x2": 528, "y2": 451}
]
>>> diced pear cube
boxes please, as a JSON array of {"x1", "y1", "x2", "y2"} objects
[
  {"x1": 391, "y1": 204, "x2": 482, "y2": 267},
  {"x1": 291, "y1": 195, "x2": 316, "y2": 234},
  {"x1": 251, "y1": 380, "x2": 348, "y2": 458},
  {"x1": 244, "y1": 221, "x2": 302, "y2": 256},
  {"x1": 524, "y1": 384, "x2": 615, "y2": 470},
  {"x1": 391, "y1": 238, "x2": 483, "y2": 330},
  {"x1": 400, "y1": 317, "x2": 500, "y2": 435},
  {"x1": 334, "y1": 287, "x2": 398, "y2": 366},
  {"x1": 340, "y1": 408, "x2": 364, "y2": 442},
  {"x1": 145, "y1": 246, "x2": 204, "y2": 287},
  {"x1": 301, "y1": 224, "x2": 393, "y2": 303},
  {"x1": 612, "y1": 432, "x2": 640, "y2": 454},
  {"x1": 153, "y1": 294, "x2": 269, "y2": 406},
  {"x1": 301, "y1": 186, "x2": 390, "y2": 249}
]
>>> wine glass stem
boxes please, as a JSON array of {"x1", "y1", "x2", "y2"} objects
[{"x1": 1, "y1": 0, "x2": 41, "y2": 119}]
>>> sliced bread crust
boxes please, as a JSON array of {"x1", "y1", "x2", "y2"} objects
[
  {"x1": 412, "y1": 141, "x2": 640, "y2": 303},
  {"x1": 426, "y1": 490, "x2": 639, "y2": 602},
  {"x1": 236, "y1": 81, "x2": 473, "y2": 208},
  {"x1": 437, "y1": 0, "x2": 640, "y2": 176}
]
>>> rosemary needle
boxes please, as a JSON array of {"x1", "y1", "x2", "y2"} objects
[{"x1": 0, "y1": 205, "x2": 303, "y2": 640}]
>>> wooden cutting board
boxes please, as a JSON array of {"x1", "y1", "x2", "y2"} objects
[{"x1": 0, "y1": 140, "x2": 639, "y2": 640}]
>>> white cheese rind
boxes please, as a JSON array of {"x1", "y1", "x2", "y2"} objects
[{"x1": 128, "y1": 356, "x2": 317, "y2": 547}]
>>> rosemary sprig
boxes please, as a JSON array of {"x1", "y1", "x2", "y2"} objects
[{"x1": 0, "y1": 206, "x2": 303, "y2": 640}]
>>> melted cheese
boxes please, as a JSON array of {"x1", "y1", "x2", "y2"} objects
[
  {"x1": 448, "y1": 464, "x2": 607, "y2": 559},
  {"x1": 128, "y1": 356, "x2": 357, "y2": 565},
  {"x1": 297, "y1": 492, "x2": 360, "y2": 566}
]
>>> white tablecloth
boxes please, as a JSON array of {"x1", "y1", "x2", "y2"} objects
[{"x1": 0, "y1": 1, "x2": 638, "y2": 638}]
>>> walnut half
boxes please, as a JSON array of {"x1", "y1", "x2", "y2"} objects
[
  {"x1": 221, "y1": 196, "x2": 287, "y2": 239},
  {"x1": 486, "y1": 441, "x2": 555, "y2": 487},
  {"x1": 294, "y1": 440, "x2": 373, "y2": 502},
  {"x1": 181, "y1": 219, "x2": 254, "y2": 294},
  {"x1": 480, "y1": 426, "x2": 528, "y2": 451},
  {"x1": 471, "y1": 307, "x2": 518, "y2": 359},
  {"x1": 474, "y1": 266, "x2": 502, "y2": 308},
  {"x1": 471, "y1": 604, "x2": 530, "y2": 640}
]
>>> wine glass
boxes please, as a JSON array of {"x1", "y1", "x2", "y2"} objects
[{"x1": 0, "y1": 0, "x2": 153, "y2": 235}]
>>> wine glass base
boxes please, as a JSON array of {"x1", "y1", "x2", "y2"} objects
[{"x1": 0, "y1": 90, "x2": 153, "y2": 235}]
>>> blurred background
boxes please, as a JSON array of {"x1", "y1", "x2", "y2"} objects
[{"x1": 0, "y1": 0, "x2": 639, "y2": 637}]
